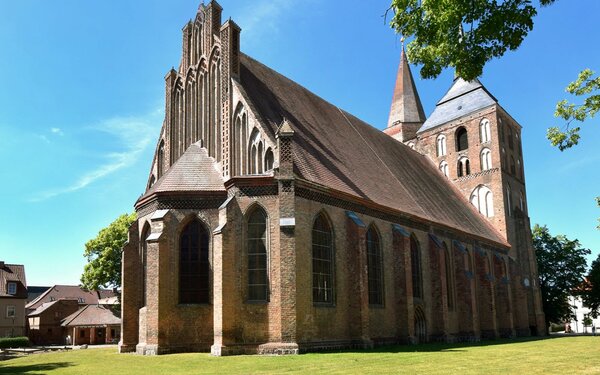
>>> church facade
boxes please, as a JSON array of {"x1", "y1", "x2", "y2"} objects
[{"x1": 119, "y1": 1, "x2": 545, "y2": 356}]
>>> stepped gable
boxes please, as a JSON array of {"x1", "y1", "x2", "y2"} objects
[
  {"x1": 419, "y1": 77, "x2": 498, "y2": 133},
  {"x1": 140, "y1": 142, "x2": 225, "y2": 200},
  {"x1": 239, "y1": 53, "x2": 506, "y2": 246}
]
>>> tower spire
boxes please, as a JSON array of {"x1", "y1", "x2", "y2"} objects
[{"x1": 384, "y1": 47, "x2": 426, "y2": 142}]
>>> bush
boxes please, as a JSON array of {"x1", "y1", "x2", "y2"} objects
[
  {"x1": 0, "y1": 336, "x2": 30, "y2": 349},
  {"x1": 550, "y1": 323, "x2": 565, "y2": 333}
]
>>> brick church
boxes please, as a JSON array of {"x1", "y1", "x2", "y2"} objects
[{"x1": 119, "y1": 1, "x2": 545, "y2": 355}]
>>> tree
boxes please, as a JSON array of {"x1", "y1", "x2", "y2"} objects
[
  {"x1": 388, "y1": 0, "x2": 555, "y2": 81},
  {"x1": 583, "y1": 253, "x2": 600, "y2": 318},
  {"x1": 81, "y1": 212, "x2": 137, "y2": 291},
  {"x1": 533, "y1": 224, "x2": 590, "y2": 332},
  {"x1": 548, "y1": 69, "x2": 600, "y2": 151}
]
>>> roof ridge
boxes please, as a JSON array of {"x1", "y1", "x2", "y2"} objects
[
  {"x1": 61, "y1": 304, "x2": 90, "y2": 326},
  {"x1": 239, "y1": 53, "x2": 370, "y2": 125},
  {"x1": 336, "y1": 107, "x2": 430, "y2": 219}
]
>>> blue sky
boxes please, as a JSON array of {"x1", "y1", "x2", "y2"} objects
[{"x1": 0, "y1": 0, "x2": 598, "y2": 286}]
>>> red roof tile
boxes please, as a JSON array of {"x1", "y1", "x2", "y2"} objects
[
  {"x1": 0, "y1": 263, "x2": 27, "y2": 298},
  {"x1": 239, "y1": 53, "x2": 506, "y2": 246},
  {"x1": 61, "y1": 305, "x2": 121, "y2": 327}
]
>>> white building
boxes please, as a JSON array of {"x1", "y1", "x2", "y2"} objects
[{"x1": 568, "y1": 295, "x2": 600, "y2": 333}]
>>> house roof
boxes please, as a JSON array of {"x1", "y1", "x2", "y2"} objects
[
  {"x1": 26, "y1": 285, "x2": 116, "y2": 310},
  {"x1": 419, "y1": 78, "x2": 497, "y2": 133},
  {"x1": 0, "y1": 262, "x2": 27, "y2": 298},
  {"x1": 140, "y1": 142, "x2": 225, "y2": 201},
  {"x1": 238, "y1": 53, "x2": 507, "y2": 246},
  {"x1": 387, "y1": 48, "x2": 426, "y2": 128},
  {"x1": 27, "y1": 286, "x2": 51, "y2": 303},
  {"x1": 61, "y1": 305, "x2": 121, "y2": 327},
  {"x1": 28, "y1": 300, "x2": 60, "y2": 317}
]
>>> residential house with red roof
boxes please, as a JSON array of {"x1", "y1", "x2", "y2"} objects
[
  {"x1": 0, "y1": 261, "x2": 27, "y2": 337},
  {"x1": 26, "y1": 285, "x2": 118, "y2": 345}
]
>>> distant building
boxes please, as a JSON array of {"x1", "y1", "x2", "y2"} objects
[
  {"x1": 26, "y1": 286, "x2": 51, "y2": 304},
  {"x1": 0, "y1": 261, "x2": 27, "y2": 337},
  {"x1": 568, "y1": 296, "x2": 600, "y2": 333},
  {"x1": 26, "y1": 285, "x2": 115, "y2": 313},
  {"x1": 26, "y1": 285, "x2": 119, "y2": 345},
  {"x1": 28, "y1": 299, "x2": 80, "y2": 345},
  {"x1": 62, "y1": 305, "x2": 121, "y2": 345}
]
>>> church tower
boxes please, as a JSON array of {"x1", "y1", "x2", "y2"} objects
[
  {"x1": 385, "y1": 57, "x2": 545, "y2": 336},
  {"x1": 383, "y1": 48, "x2": 426, "y2": 145}
]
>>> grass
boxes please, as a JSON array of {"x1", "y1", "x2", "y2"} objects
[{"x1": 1, "y1": 336, "x2": 599, "y2": 374}]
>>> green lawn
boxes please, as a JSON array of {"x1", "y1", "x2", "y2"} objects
[{"x1": 1, "y1": 336, "x2": 598, "y2": 374}]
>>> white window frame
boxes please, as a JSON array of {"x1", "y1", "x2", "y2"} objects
[
  {"x1": 480, "y1": 118, "x2": 491, "y2": 143},
  {"x1": 7, "y1": 282, "x2": 16, "y2": 295},
  {"x1": 6, "y1": 305, "x2": 15, "y2": 318},
  {"x1": 439, "y1": 160, "x2": 449, "y2": 177},
  {"x1": 436, "y1": 134, "x2": 447, "y2": 156},
  {"x1": 470, "y1": 185, "x2": 494, "y2": 218},
  {"x1": 480, "y1": 148, "x2": 492, "y2": 171}
]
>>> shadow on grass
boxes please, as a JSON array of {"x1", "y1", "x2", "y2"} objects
[
  {"x1": 337, "y1": 335, "x2": 568, "y2": 354},
  {"x1": 0, "y1": 361, "x2": 73, "y2": 374}
]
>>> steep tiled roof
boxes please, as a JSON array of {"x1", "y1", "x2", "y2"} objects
[
  {"x1": 141, "y1": 142, "x2": 225, "y2": 199},
  {"x1": 239, "y1": 54, "x2": 506, "y2": 246},
  {"x1": 61, "y1": 305, "x2": 121, "y2": 327},
  {"x1": 27, "y1": 286, "x2": 51, "y2": 303},
  {"x1": 0, "y1": 263, "x2": 27, "y2": 298},
  {"x1": 28, "y1": 300, "x2": 60, "y2": 317},
  {"x1": 26, "y1": 285, "x2": 115, "y2": 310},
  {"x1": 419, "y1": 78, "x2": 497, "y2": 133}
]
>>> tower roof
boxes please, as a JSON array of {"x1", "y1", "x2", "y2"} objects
[
  {"x1": 387, "y1": 48, "x2": 426, "y2": 128},
  {"x1": 419, "y1": 77, "x2": 497, "y2": 133}
]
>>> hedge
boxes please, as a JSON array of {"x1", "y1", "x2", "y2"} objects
[{"x1": 0, "y1": 336, "x2": 30, "y2": 349}]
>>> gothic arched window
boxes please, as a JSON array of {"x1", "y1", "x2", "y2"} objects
[
  {"x1": 507, "y1": 184, "x2": 513, "y2": 217},
  {"x1": 444, "y1": 243, "x2": 455, "y2": 311},
  {"x1": 456, "y1": 127, "x2": 468, "y2": 151},
  {"x1": 480, "y1": 118, "x2": 491, "y2": 143},
  {"x1": 411, "y1": 235, "x2": 423, "y2": 299},
  {"x1": 264, "y1": 148, "x2": 274, "y2": 171},
  {"x1": 457, "y1": 156, "x2": 470, "y2": 177},
  {"x1": 366, "y1": 225, "x2": 384, "y2": 305},
  {"x1": 141, "y1": 224, "x2": 150, "y2": 307},
  {"x1": 312, "y1": 213, "x2": 334, "y2": 304},
  {"x1": 470, "y1": 185, "x2": 494, "y2": 217},
  {"x1": 157, "y1": 141, "x2": 165, "y2": 179},
  {"x1": 179, "y1": 219, "x2": 210, "y2": 304},
  {"x1": 247, "y1": 206, "x2": 269, "y2": 301},
  {"x1": 439, "y1": 160, "x2": 449, "y2": 177},
  {"x1": 436, "y1": 134, "x2": 447, "y2": 156},
  {"x1": 480, "y1": 148, "x2": 492, "y2": 171},
  {"x1": 519, "y1": 191, "x2": 525, "y2": 213}
]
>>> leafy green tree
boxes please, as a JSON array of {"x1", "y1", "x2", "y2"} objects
[
  {"x1": 533, "y1": 224, "x2": 590, "y2": 331},
  {"x1": 388, "y1": 0, "x2": 555, "y2": 80},
  {"x1": 548, "y1": 69, "x2": 600, "y2": 151},
  {"x1": 81, "y1": 212, "x2": 137, "y2": 291},
  {"x1": 583, "y1": 254, "x2": 600, "y2": 318}
]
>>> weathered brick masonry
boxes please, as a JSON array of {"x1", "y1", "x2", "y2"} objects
[{"x1": 119, "y1": 0, "x2": 545, "y2": 356}]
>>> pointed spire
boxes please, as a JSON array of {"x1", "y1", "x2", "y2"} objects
[{"x1": 387, "y1": 47, "x2": 426, "y2": 129}]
